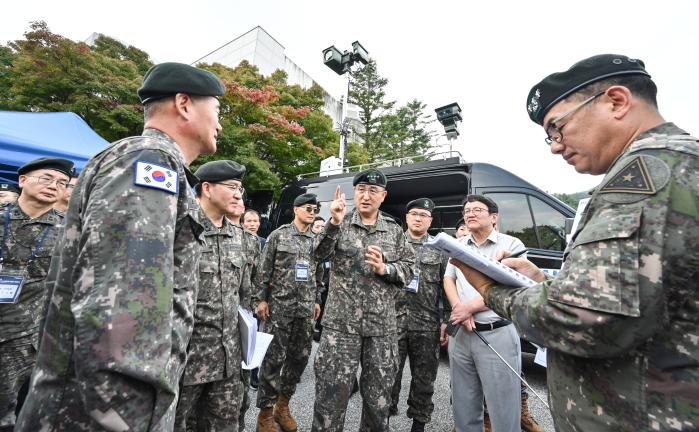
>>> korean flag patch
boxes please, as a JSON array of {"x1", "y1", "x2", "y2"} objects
[{"x1": 134, "y1": 161, "x2": 179, "y2": 194}]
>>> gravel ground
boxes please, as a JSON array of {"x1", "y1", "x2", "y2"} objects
[{"x1": 242, "y1": 342, "x2": 554, "y2": 431}]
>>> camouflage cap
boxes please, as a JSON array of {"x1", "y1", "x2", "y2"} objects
[
  {"x1": 293, "y1": 193, "x2": 319, "y2": 207},
  {"x1": 527, "y1": 54, "x2": 650, "y2": 125},
  {"x1": 194, "y1": 160, "x2": 246, "y2": 183},
  {"x1": 352, "y1": 168, "x2": 387, "y2": 187},
  {"x1": 138, "y1": 62, "x2": 225, "y2": 104},
  {"x1": 0, "y1": 183, "x2": 20, "y2": 194},
  {"x1": 406, "y1": 197, "x2": 435, "y2": 213},
  {"x1": 18, "y1": 157, "x2": 74, "y2": 178}
]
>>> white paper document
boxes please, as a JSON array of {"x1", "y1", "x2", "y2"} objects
[
  {"x1": 238, "y1": 307, "x2": 274, "y2": 370},
  {"x1": 425, "y1": 233, "x2": 537, "y2": 288}
]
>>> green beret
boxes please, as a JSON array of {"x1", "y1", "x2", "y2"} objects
[
  {"x1": 18, "y1": 157, "x2": 74, "y2": 178},
  {"x1": 195, "y1": 160, "x2": 246, "y2": 183},
  {"x1": 0, "y1": 183, "x2": 20, "y2": 194},
  {"x1": 352, "y1": 168, "x2": 387, "y2": 187},
  {"x1": 406, "y1": 198, "x2": 434, "y2": 213},
  {"x1": 526, "y1": 54, "x2": 650, "y2": 125},
  {"x1": 293, "y1": 193, "x2": 319, "y2": 207},
  {"x1": 138, "y1": 62, "x2": 225, "y2": 104}
]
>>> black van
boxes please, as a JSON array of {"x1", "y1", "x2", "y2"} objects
[
  {"x1": 266, "y1": 155, "x2": 575, "y2": 272},
  {"x1": 258, "y1": 155, "x2": 575, "y2": 355}
]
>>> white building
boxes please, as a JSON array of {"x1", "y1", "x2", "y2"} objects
[{"x1": 192, "y1": 26, "x2": 361, "y2": 137}]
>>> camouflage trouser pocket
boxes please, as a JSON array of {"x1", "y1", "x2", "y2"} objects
[{"x1": 551, "y1": 206, "x2": 643, "y2": 317}]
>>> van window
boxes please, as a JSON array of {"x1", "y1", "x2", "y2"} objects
[
  {"x1": 485, "y1": 193, "x2": 538, "y2": 248},
  {"x1": 529, "y1": 196, "x2": 566, "y2": 251},
  {"x1": 485, "y1": 193, "x2": 566, "y2": 251}
]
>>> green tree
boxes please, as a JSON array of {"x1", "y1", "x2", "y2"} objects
[
  {"x1": 553, "y1": 192, "x2": 583, "y2": 209},
  {"x1": 380, "y1": 99, "x2": 435, "y2": 159},
  {"x1": 348, "y1": 60, "x2": 394, "y2": 162},
  {"x1": 1, "y1": 21, "x2": 146, "y2": 141}
]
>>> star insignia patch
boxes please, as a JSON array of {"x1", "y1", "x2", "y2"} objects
[{"x1": 600, "y1": 156, "x2": 656, "y2": 194}]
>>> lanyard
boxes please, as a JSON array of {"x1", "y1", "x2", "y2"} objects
[
  {"x1": 291, "y1": 225, "x2": 313, "y2": 258},
  {"x1": 0, "y1": 205, "x2": 53, "y2": 264}
]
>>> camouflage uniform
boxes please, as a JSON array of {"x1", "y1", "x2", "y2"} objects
[
  {"x1": 15, "y1": 128, "x2": 205, "y2": 431},
  {"x1": 311, "y1": 210, "x2": 415, "y2": 432},
  {"x1": 486, "y1": 123, "x2": 699, "y2": 431},
  {"x1": 390, "y1": 233, "x2": 448, "y2": 424},
  {"x1": 175, "y1": 208, "x2": 251, "y2": 431},
  {"x1": 239, "y1": 230, "x2": 261, "y2": 431},
  {"x1": 0, "y1": 203, "x2": 63, "y2": 429},
  {"x1": 255, "y1": 223, "x2": 320, "y2": 409}
]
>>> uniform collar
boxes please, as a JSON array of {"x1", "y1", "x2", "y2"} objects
[
  {"x1": 142, "y1": 127, "x2": 199, "y2": 187},
  {"x1": 350, "y1": 209, "x2": 389, "y2": 232},
  {"x1": 406, "y1": 232, "x2": 430, "y2": 244},
  {"x1": 465, "y1": 229, "x2": 498, "y2": 247},
  {"x1": 198, "y1": 206, "x2": 236, "y2": 237},
  {"x1": 4, "y1": 202, "x2": 59, "y2": 225},
  {"x1": 290, "y1": 222, "x2": 314, "y2": 238}
]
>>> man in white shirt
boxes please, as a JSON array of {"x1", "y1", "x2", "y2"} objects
[{"x1": 444, "y1": 195, "x2": 524, "y2": 432}]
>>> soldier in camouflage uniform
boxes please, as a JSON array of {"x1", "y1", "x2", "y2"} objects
[
  {"x1": 390, "y1": 198, "x2": 449, "y2": 432},
  {"x1": 453, "y1": 54, "x2": 699, "y2": 431},
  {"x1": 255, "y1": 193, "x2": 322, "y2": 432},
  {"x1": 0, "y1": 157, "x2": 72, "y2": 431},
  {"x1": 174, "y1": 160, "x2": 250, "y2": 431},
  {"x1": 311, "y1": 169, "x2": 415, "y2": 432},
  {"x1": 15, "y1": 62, "x2": 224, "y2": 431},
  {"x1": 0, "y1": 184, "x2": 19, "y2": 204}
]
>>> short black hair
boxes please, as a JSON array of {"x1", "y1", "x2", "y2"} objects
[
  {"x1": 242, "y1": 209, "x2": 260, "y2": 222},
  {"x1": 572, "y1": 75, "x2": 658, "y2": 108},
  {"x1": 314, "y1": 216, "x2": 325, "y2": 222},
  {"x1": 462, "y1": 194, "x2": 498, "y2": 214}
]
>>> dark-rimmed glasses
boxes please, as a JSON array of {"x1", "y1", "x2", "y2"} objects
[{"x1": 545, "y1": 91, "x2": 605, "y2": 145}]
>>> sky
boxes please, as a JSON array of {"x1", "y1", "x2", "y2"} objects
[{"x1": 3, "y1": 0, "x2": 698, "y2": 193}]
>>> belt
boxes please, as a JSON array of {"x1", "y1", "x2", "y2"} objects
[{"x1": 474, "y1": 319, "x2": 512, "y2": 332}]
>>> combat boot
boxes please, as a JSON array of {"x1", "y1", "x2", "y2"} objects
[
  {"x1": 410, "y1": 419, "x2": 426, "y2": 432},
  {"x1": 256, "y1": 407, "x2": 275, "y2": 432},
  {"x1": 484, "y1": 412, "x2": 492, "y2": 432},
  {"x1": 273, "y1": 394, "x2": 298, "y2": 432},
  {"x1": 521, "y1": 392, "x2": 544, "y2": 432}
]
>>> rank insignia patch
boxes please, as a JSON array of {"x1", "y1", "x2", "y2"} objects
[{"x1": 600, "y1": 156, "x2": 656, "y2": 194}]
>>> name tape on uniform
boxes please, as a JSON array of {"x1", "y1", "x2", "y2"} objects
[{"x1": 134, "y1": 161, "x2": 178, "y2": 194}]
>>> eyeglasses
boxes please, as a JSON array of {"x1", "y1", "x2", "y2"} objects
[
  {"x1": 355, "y1": 186, "x2": 384, "y2": 196},
  {"x1": 545, "y1": 91, "x2": 605, "y2": 145},
  {"x1": 463, "y1": 207, "x2": 489, "y2": 215},
  {"x1": 217, "y1": 182, "x2": 245, "y2": 195},
  {"x1": 407, "y1": 211, "x2": 432, "y2": 219},
  {"x1": 301, "y1": 205, "x2": 320, "y2": 214},
  {"x1": 26, "y1": 175, "x2": 69, "y2": 189}
]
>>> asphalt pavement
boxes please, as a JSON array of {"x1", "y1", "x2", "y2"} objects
[{"x1": 242, "y1": 341, "x2": 554, "y2": 431}]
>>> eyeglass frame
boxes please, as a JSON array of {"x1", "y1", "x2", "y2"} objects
[
  {"x1": 298, "y1": 205, "x2": 320, "y2": 214},
  {"x1": 544, "y1": 91, "x2": 605, "y2": 146},
  {"x1": 354, "y1": 185, "x2": 385, "y2": 196},
  {"x1": 462, "y1": 207, "x2": 490, "y2": 216},
  {"x1": 407, "y1": 211, "x2": 432, "y2": 219},
  {"x1": 24, "y1": 175, "x2": 69, "y2": 189},
  {"x1": 216, "y1": 182, "x2": 245, "y2": 195}
]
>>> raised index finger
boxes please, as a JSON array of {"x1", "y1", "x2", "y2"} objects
[{"x1": 335, "y1": 185, "x2": 341, "y2": 200}]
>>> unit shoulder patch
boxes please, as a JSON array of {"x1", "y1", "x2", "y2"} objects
[{"x1": 134, "y1": 160, "x2": 179, "y2": 194}]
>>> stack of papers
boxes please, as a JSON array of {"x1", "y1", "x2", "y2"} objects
[
  {"x1": 238, "y1": 307, "x2": 274, "y2": 370},
  {"x1": 425, "y1": 233, "x2": 537, "y2": 288}
]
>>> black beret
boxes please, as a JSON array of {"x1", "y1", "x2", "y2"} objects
[
  {"x1": 138, "y1": 62, "x2": 225, "y2": 104},
  {"x1": 293, "y1": 193, "x2": 319, "y2": 207},
  {"x1": 352, "y1": 168, "x2": 387, "y2": 187},
  {"x1": 0, "y1": 183, "x2": 20, "y2": 194},
  {"x1": 195, "y1": 160, "x2": 246, "y2": 183},
  {"x1": 18, "y1": 157, "x2": 74, "y2": 178},
  {"x1": 527, "y1": 54, "x2": 650, "y2": 125},
  {"x1": 406, "y1": 198, "x2": 434, "y2": 213}
]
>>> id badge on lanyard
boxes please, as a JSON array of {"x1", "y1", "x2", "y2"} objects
[
  {"x1": 0, "y1": 268, "x2": 26, "y2": 303},
  {"x1": 405, "y1": 271, "x2": 419, "y2": 293},
  {"x1": 295, "y1": 261, "x2": 310, "y2": 281}
]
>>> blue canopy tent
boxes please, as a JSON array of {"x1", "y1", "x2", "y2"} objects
[{"x1": 0, "y1": 111, "x2": 110, "y2": 184}]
